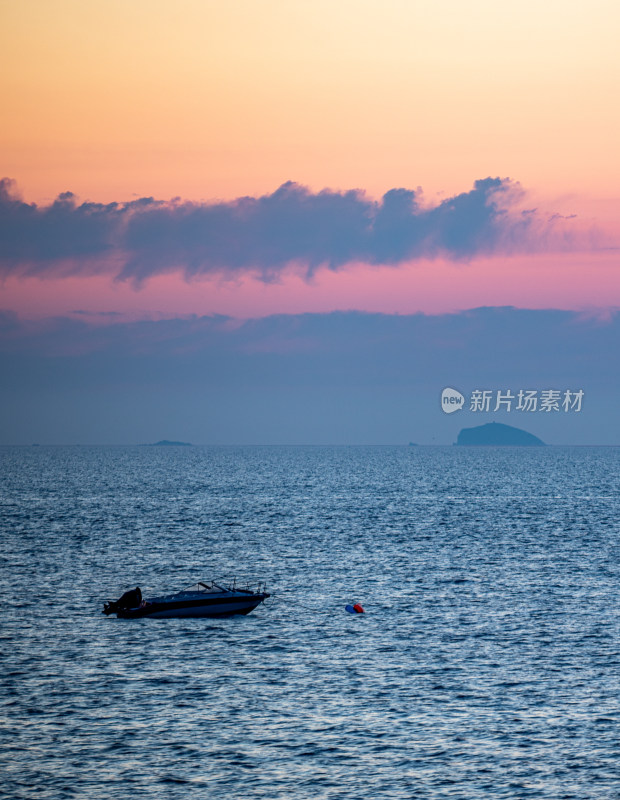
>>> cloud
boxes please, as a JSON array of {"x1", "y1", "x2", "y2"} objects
[
  {"x1": 0, "y1": 178, "x2": 158, "y2": 277},
  {"x1": 0, "y1": 176, "x2": 575, "y2": 283},
  {"x1": 0, "y1": 307, "x2": 617, "y2": 444}
]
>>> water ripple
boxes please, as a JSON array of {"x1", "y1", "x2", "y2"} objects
[{"x1": 1, "y1": 445, "x2": 619, "y2": 798}]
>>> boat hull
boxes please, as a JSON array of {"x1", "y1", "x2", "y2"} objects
[{"x1": 115, "y1": 591, "x2": 269, "y2": 619}]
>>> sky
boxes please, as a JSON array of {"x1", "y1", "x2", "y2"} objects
[{"x1": 1, "y1": 0, "x2": 619, "y2": 444}]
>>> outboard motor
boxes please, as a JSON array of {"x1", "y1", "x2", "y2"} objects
[{"x1": 103, "y1": 586, "x2": 142, "y2": 615}]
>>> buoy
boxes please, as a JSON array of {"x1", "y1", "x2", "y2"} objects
[
  {"x1": 353, "y1": 603, "x2": 364, "y2": 614},
  {"x1": 345, "y1": 604, "x2": 355, "y2": 613}
]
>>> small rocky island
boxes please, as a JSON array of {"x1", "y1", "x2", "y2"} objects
[{"x1": 456, "y1": 422, "x2": 544, "y2": 446}]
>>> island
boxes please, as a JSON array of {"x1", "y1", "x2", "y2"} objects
[
  {"x1": 142, "y1": 440, "x2": 193, "y2": 447},
  {"x1": 455, "y1": 422, "x2": 544, "y2": 446}
]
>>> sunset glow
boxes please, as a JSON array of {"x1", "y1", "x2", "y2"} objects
[
  {"x1": 4, "y1": 250, "x2": 619, "y2": 321},
  {"x1": 2, "y1": 0, "x2": 619, "y2": 205}
]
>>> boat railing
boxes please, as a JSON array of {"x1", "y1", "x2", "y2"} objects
[{"x1": 214, "y1": 576, "x2": 268, "y2": 595}]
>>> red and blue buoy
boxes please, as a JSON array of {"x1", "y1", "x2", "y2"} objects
[{"x1": 345, "y1": 603, "x2": 365, "y2": 614}]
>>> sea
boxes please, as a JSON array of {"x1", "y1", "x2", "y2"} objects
[{"x1": 1, "y1": 445, "x2": 619, "y2": 799}]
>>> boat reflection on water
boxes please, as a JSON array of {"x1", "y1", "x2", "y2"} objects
[{"x1": 103, "y1": 580, "x2": 270, "y2": 619}]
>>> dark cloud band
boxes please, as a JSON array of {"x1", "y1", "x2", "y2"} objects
[{"x1": 0, "y1": 177, "x2": 559, "y2": 281}]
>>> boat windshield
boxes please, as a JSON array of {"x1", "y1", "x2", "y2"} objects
[{"x1": 184, "y1": 581, "x2": 226, "y2": 593}]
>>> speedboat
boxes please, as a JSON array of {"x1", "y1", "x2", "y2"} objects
[{"x1": 103, "y1": 580, "x2": 270, "y2": 619}]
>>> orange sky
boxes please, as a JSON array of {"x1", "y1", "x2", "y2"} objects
[
  {"x1": 2, "y1": 0, "x2": 619, "y2": 205},
  {"x1": 1, "y1": 0, "x2": 619, "y2": 322}
]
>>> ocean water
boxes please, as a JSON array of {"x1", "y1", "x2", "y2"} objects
[{"x1": 1, "y1": 445, "x2": 619, "y2": 799}]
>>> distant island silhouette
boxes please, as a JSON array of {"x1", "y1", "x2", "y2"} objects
[
  {"x1": 143, "y1": 440, "x2": 193, "y2": 447},
  {"x1": 456, "y1": 422, "x2": 545, "y2": 446}
]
